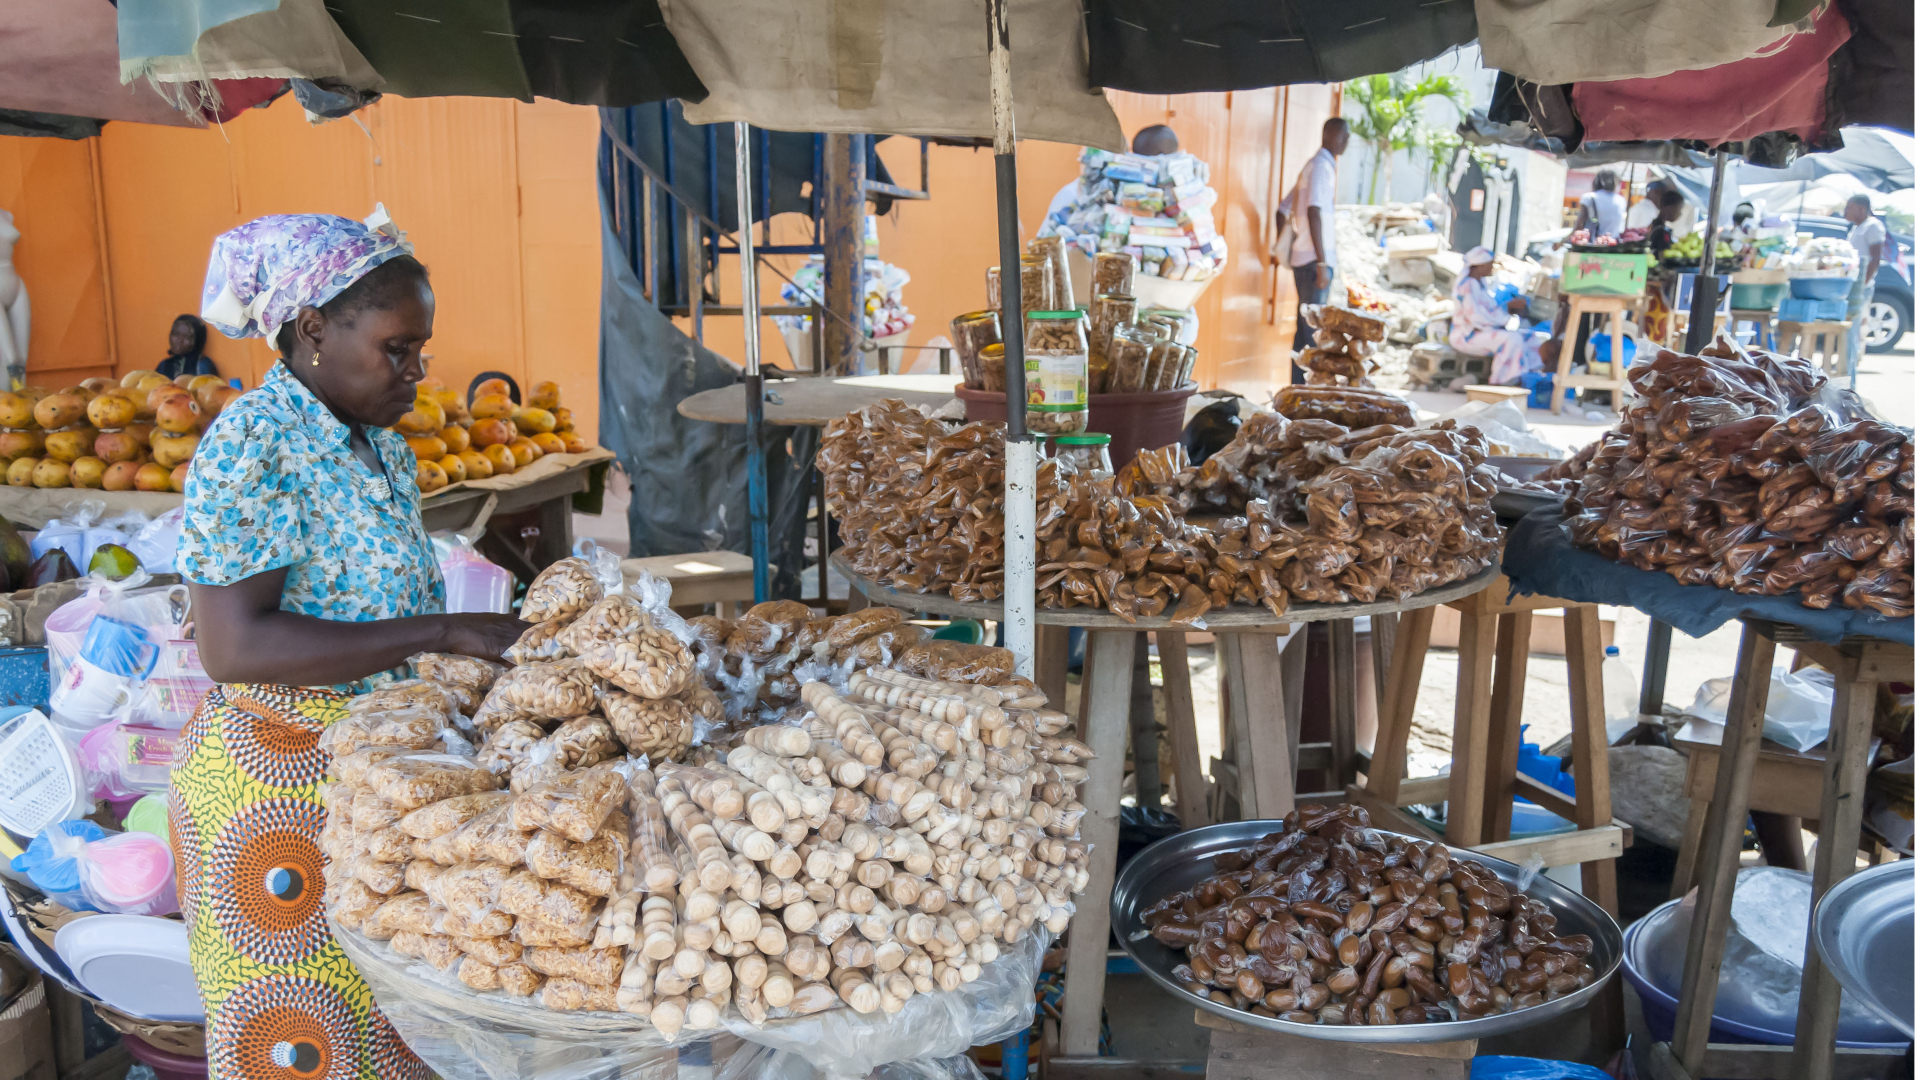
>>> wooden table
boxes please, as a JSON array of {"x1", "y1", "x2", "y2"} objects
[
  {"x1": 620, "y1": 550, "x2": 757, "y2": 617},
  {"x1": 834, "y1": 553, "x2": 1499, "y2": 1061},
  {"x1": 676, "y1": 373, "x2": 956, "y2": 427},
  {"x1": 1776, "y1": 319, "x2": 1852, "y2": 376},
  {"x1": 1556, "y1": 294, "x2": 1641, "y2": 414},
  {"x1": 1667, "y1": 716, "x2": 1844, "y2": 900},
  {"x1": 1650, "y1": 620, "x2": 1913, "y2": 1080}
]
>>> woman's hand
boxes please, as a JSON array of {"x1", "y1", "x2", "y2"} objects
[{"x1": 439, "y1": 612, "x2": 530, "y2": 664}]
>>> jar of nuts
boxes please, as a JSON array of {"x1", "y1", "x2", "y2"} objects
[
  {"x1": 980, "y1": 342, "x2": 1008, "y2": 393},
  {"x1": 1018, "y1": 256, "x2": 1053, "y2": 315},
  {"x1": 949, "y1": 310, "x2": 1001, "y2": 390},
  {"x1": 1052, "y1": 433, "x2": 1113, "y2": 477},
  {"x1": 1092, "y1": 252, "x2": 1136, "y2": 298},
  {"x1": 1023, "y1": 312, "x2": 1089, "y2": 435}
]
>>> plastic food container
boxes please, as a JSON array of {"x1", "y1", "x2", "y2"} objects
[
  {"x1": 949, "y1": 310, "x2": 1001, "y2": 389},
  {"x1": 1023, "y1": 312, "x2": 1089, "y2": 434},
  {"x1": 1018, "y1": 255, "x2": 1053, "y2": 315},
  {"x1": 1093, "y1": 252, "x2": 1137, "y2": 298},
  {"x1": 979, "y1": 343, "x2": 1008, "y2": 393},
  {"x1": 1788, "y1": 275, "x2": 1854, "y2": 301},
  {"x1": 1087, "y1": 294, "x2": 1138, "y2": 393},
  {"x1": 1052, "y1": 433, "x2": 1113, "y2": 477},
  {"x1": 1030, "y1": 235, "x2": 1074, "y2": 310}
]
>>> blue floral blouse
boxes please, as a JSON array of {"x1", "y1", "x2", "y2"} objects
[{"x1": 179, "y1": 361, "x2": 445, "y2": 625}]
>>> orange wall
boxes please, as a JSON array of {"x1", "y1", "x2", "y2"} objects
[{"x1": 0, "y1": 95, "x2": 604, "y2": 440}]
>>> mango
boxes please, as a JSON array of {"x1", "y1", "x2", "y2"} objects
[
  {"x1": 458, "y1": 449, "x2": 493, "y2": 480},
  {"x1": 439, "y1": 425, "x2": 471, "y2": 454},
  {"x1": 6, "y1": 457, "x2": 37, "y2": 487},
  {"x1": 511, "y1": 407, "x2": 556, "y2": 435},
  {"x1": 31, "y1": 459, "x2": 70, "y2": 488},
  {"x1": 32, "y1": 394, "x2": 85, "y2": 431},
  {"x1": 438, "y1": 454, "x2": 468, "y2": 484},
  {"x1": 528, "y1": 380, "x2": 561, "y2": 410},
  {"x1": 482, "y1": 444, "x2": 516, "y2": 475}
]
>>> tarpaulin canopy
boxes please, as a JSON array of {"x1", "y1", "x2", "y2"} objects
[
  {"x1": 1476, "y1": 0, "x2": 1815, "y2": 86},
  {"x1": 0, "y1": 0, "x2": 214, "y2": 127},
  {"x1": 1726, "y1": 126, "x2": 1914, "y2": 191}
]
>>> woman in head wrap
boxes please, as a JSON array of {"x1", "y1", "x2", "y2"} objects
[
  {"x1": 170, "y1": 206, "x2": 526, "y2": 1080},
  {"x1": 1448, "y1": 246, "x2": 1539, "y2": 385}
]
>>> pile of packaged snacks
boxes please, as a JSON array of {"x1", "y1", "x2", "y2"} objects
[
  {"x1": 1293, "y1": 304, "x2": 1384, "y2": 388},
  {"x1": 324, "y1": 652, "x2": 1092, "y2": 1031},
  {"x1": 1039, "y1": 147, "x2": 1227, "y2": 282},
  {"x1": 820, "y1": 399, "x2": 1500, "y2": 622},
  {"x1": 1142, "y1": 805, "x2": 1598, "y2": 1026},
  {"x1": 1557, "y1": 339, "x2": 1913, "y2": 617}
]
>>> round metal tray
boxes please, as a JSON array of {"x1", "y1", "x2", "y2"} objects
[
  {"x1": 1815, "y1": 860, "x2": 1914, "y2": 1039},
  {"x1": 1111, "y1": 820, "x2": 1625, "y2": 1043}
]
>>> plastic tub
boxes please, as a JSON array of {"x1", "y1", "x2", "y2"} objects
[
  {"x1": 1729, "y1": 282, "x2": 1788, "y2": 310},
  {"x1": 1789, "y1": 275, "x2": 1853, "y2": 301},
  {"x1": 955, "y1": 383, "x2": 1196, "y2": 471},
  {"x1": 123, "y1": 1033, "x2": 209, "y2": 1080}
]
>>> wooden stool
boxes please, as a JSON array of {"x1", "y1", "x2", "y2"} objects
[
  {"x1": 1667, "y1": 717, "x2": 1839, "y2": 900},
  {"x1": 1650, "y1": 621, "x2": 1913, "y2": 1080},
  {"x1": 620, "y1": 550, "x2": 757, "y2": 617},
  {"x1": 1667, "y1": 311, "x2": 1729, "y2": 351},
  {"x1": 1728, "y1": 308, "x2": 1776, "y2": 350},
  {"x1": 1775, "y1": 319, "x2": 1852, "y2": 375},
  {"x1": 1556, "y1": 294, "x2": 1640, "y2": 414}
]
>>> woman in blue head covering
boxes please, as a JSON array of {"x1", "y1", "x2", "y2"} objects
[
  {"x1": 170, "y1": 207, "x2": 526, "y2": 1080},
  {"x1": 1448, "y1": 246, "x2": 1541, "y2": 386}
]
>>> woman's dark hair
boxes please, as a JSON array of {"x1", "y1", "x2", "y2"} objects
[
  {"x1": 1658, "y1": 190, "x2": 1686, "y2": 209},
  {"x1": 274, "y1": 254, "x2": 431, "y2": 356},
  {"x1": 171, "y1": 314, "x2": 208, "y2": 355}
]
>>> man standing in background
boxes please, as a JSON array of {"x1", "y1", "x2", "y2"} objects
[
  {"x1": 1844, "y1": 194, "x2": 1886, "y2": 377},
  {"x1": 1275, "y1": 117, "x2": 1349, "y2": 383}
]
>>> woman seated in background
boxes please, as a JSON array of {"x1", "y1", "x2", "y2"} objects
[
  {"x1": 159, "y1": 313, "x2": 219, "y2": 379},
  {"x1": 1449, "y1": 246, "x2": 1539, "y2": 385}
]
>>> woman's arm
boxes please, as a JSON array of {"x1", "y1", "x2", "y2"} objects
[{"x1": 189, "y1": 570, "x2": 526, "y2": 686}]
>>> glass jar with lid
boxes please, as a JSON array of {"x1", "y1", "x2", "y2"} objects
[
  {"x1": 1022, "y1": 311, "x2": 1088, "y2": 434},
  {"x1": 1052, "y1": 433, "x2": 1113, "y2": 476},
  {"x1": 949, "y1": 309, "x2": 1000, "y2": 389}
]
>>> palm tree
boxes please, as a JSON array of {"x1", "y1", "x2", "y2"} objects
[{"x1": 1343, "y1": 73, "x2": 1470, "y2": 203}]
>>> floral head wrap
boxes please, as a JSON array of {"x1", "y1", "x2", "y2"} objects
[{"x1": 201, "y1": 204, "x2": 413, "y2": 342}]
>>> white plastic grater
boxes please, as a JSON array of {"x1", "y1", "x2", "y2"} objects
[{"x1": 0, "y1": 709, "x2": 89, "y2": 837}]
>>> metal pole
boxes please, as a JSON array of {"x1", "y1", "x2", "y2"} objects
[
  {"x1": 987, "y1": 0, "x2": 1034, "y2": 678},
  {"x1": 736, "y1": 122, "x2": 771, "y2": 603},
  {"x1": 1684, "y1": 150, "x2": 1729, "y2": 354}
]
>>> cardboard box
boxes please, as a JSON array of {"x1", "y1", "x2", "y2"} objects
[
  {"x1": 0, "y1": 947, "x2": 56, "y2": 1080},
  {"x1": 1563, "y1": 252, "x2": 1647, "y2": 296}
]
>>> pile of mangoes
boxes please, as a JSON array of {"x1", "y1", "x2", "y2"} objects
[
  {"x1": 0, "y1": 371, "x2": 239, "y2": 491},
  {"x1": 400, "y1": 378, "x2": 588, "y2": 494}
]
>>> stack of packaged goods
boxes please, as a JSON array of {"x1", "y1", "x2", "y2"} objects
[
  {"x1": 776, "y1": 257, "x2": 915, "y2": 341},
  {"x1": 1040, "y1": 148, "x2": 1227, "y2": 283}
]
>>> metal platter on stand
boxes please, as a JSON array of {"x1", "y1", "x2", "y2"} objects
[
  {"x1": 1814, "y1": 860, "x2": 1914, "y2": 1039},
  {"x1": 1110, "y1": 820, "x2": 1625, "y2": 1044}
]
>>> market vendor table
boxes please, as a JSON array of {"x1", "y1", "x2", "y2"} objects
[
  {"x1": 833, "y1": 552, "x2": 1499, "y2": 1060},
  {"x1": 676, "y1": 373, "x2": 956, "y2": 427},
  {"x1": 1776, "y1": 319, "x2": 1852, "y2": 376},
  {"x1": 1667, "y1": 716, "x2": 1845, "y2": 901}
]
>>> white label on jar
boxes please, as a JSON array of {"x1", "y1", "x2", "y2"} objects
[{"x1": 1025, "y1": 353, "x2": 1087, "y2": 411}]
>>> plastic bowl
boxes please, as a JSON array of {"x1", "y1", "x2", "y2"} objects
[
  {"x1": 1729, "y1": 282, "x2": 1788, "y2": 310},
  {"x1": 1789, "y1": 276, "x2": 1853, "y2": 301}
]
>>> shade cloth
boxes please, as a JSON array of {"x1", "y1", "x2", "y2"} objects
[
  {"x1": 1475, "y1": 0, "x2": 1815, "y2": 86},
  {"x1": 1503, "y1": 507, "x2": 1913, "y2": 646},
  {"x1": 117, "y1": 0, "x2": 383, "y2": 104},
  {"x1": 0, "y1": 0, "x2": 204, "y2": 127},
  {"x1": 663, "y1": 0, "x2": 1123, "y2": 149}
]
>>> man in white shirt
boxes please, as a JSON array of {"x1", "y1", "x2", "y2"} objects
[
  {"x1": 1845, "y1": 194, "x2": 1887, "y2": 374},
  {"x1": 1624, "y1": 178, "x2": 1696, "y2": 235},
  {"x1": 1275, "y1": 117, "x2": 1349, "y2": 382},
  {"x1": 1574, "y1": 168, "x2": 1627, "y2": 239}
]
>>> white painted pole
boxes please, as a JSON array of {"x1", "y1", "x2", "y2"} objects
[{"x1": 986, "y1": 0, "x2": 1034, "y2": 678}]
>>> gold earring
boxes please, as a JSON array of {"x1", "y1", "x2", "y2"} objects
[{"x1": 311, "y1": 350, "x2": 321, "y2": 367}]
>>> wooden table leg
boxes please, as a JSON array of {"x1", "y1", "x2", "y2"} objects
[
  {"x1": 1446, "y1": 610, "x2": 1499, "y2": 845},
  {"x1": 1280, "y1": 628, "x2": 1306, "y2": 775},
  {"x1": 1789, "y1": 657, "x2": 1880, "y2": 1080},
  {"x1": 1059, "y1": 629, "x2": 1138, "y2": 1057},
  {"x1": 1481, "y1": 611, "x2": 1532, "y2": 841},
  {"x1": 1219, "y1": 634, "x2": 1255, "y2": 818},
  {"x1": 1367, "y1": 605, "x2": 1434, "y2": 805},
  {"x1": 1328, "y1": 619, "x2": 1358, "y2": 791},
  {"x1": 1126, "y1": 634, "x2": 1161, "y2": 807},
  {"x1": 1237, "y1": 632, "x2": 1297, "y2": 818},
  {"x1": 1564, "y1": 606, "x2": 1619, "y2": 916},
  {"x1": 1671, "y1": 622, "x2": 1777, "y2": 1076},
  {"x1": 1155, "y1": 631, "x2": 1209, "y2": 828},
  {"x1": 1669, "y1": 776, "x2": 1712, "y2": 901},
  {"x1": 1036, "y1": 625, "x2": 1071, "y2": 713}
]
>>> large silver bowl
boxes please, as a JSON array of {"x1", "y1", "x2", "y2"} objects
[
  {"x1": 1814, "y1": 860, "x2": 1914, "y2": 1039},
  {"x1": 1111, "y1": 820, "x2": 1625, "y2": 1043}
]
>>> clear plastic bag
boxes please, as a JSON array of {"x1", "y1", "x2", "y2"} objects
[
  {"x1": 413, "y1": 653, "x2": 508, "y2": 695},
  {"x1": 9, "y1": 819, "x2": 178, "y2": 915},
  {"x1": 506, "y1": 619, "x2": 575, "y2": 666},
  {"x1": 366, "y1": 751, "x2": 503, "y2": 810},
  {"x1": 486, "y1": 660, "x2": 598, "y2": 719},
  {"x1": 521, "y1": 558, "x2": 604, "y2": 624}
]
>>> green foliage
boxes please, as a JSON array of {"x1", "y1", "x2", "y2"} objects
[{"x1": 1343, "y1": 72, "x2": 1470, "y2": 203}]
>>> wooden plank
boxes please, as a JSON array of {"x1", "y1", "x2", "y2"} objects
[
  {"x1": 1155, "y1": 631, "x2": 1209, "y2": 829},
  {"x1": 1445, "y1": 610, "x2": 1499, "y2": 845},
  {"x1": 1789, "y1": 667, "x2": 1886, "y2": 1080},
  {"x1": 1512, "y1": 771, "x2": 1578, "y2": 822},
  {"x1": 1473, "y1": 825, "x2": 1624, "y2": 867},
  {"x1": 1564, "y1": 605, "x2": 1620, "y2": 917},
  {"x1": 1294, "y1": 743, "x2": 1333, "y2": 772},
  {"x1": 1482, "y1": 611, "x2": 1532, "y2": 840},
  {"x1": 1680, "y1": 747, "x2": 1826, "y2": 820},
  {"x1": 1126, "y1": 634, "x2": 1162, "y2": 808},
  {"x1": 1655, "y1": 1041, "x2": 1909, "y2": 1080},
  {"x1": 1394, "y1": 775, "x2": 1451, "y2": 806},
  {"x1": 1328, "y1": 618, "x2": 1358, "y2": 790},
  {"x1": 1672, "y1": 622, "x2": 1777, "y2": 1075},
  {"x1": 1236, "y1": 632, "x2": 1297, "y2": 818},
  {"x1": 1219, "y1": 635, "x2": 1256, "y2": 819},
  {"x1": 1036, "y1": 625, "x2": 1072, "y2": 712},
  {"x1": 1059, "y1": 629, "x2": 1138, "y2": 1058},
  {"x1": 1369, "y1": 612, "x2": 1398, "y2": 734},
  {"x1": 1192, "y1": 1009, "x2": 1477, "y2": 1060},
  {"x1": 1344, "y1": 782, "x2": 1444, "y2": 840},
  {"x1": 1670, "y1": 783, "x2": 1711, "y2": 901},
  {"x1": 1368, "y1": 605, "x2": 1435, "y2": 804}
]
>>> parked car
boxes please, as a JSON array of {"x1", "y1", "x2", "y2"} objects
[{"x1": 1786, "y1": 214, "x2": 1913, "y2": 353}]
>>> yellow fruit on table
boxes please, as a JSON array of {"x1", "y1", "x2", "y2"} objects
[
  {"x1": 468, "y1": 418, "x2": 513, "y2": 448},
  {"x1": 173, "y1": 373, "x2": 197, "y2": 389},
  {"x1": 482, "y1": 443, "x2": 517, "y2": 475},
  {"x1": 93, "y1": 431, "x2": 141, "y2": 464},
  {"x1": 57, "y1": 386, "x2": 97, "y2": 406},
  {"x1": 446, "y1": 401, "x2": 473, "y2": 427},
  {"x1": 33, "y1": 394, "x2": 86, "y2": 431},
  {"x1": 530, "y1": 432, "x2": 567, "y2": 456},
  {"x1": 134, "y1": 463, "x2": 172, "y2": 491},
  {"x1": 171, "y1": 463, "x2": 191, "y2": 493},
  {"x1": 395, "y1": 397, "x2": 445, "y2": 435},
  {"x1": 87, "y1": 393, "x2": 137, "y2": 430},
  {"x1": 470, "y1": 393, "x2": 514, "y2": 421},
  {"x1": 193, "y1": 381, "x2": 230, "y2": 414},
  {"x1": 102, "y1": 461, "x2": 140, "y2": 491},
  {"x1": 528, "y1": 380, "x2": 561, "y2": 410},
  {"x1": 415, "y1": 460, "x2": 448, "y2": 493},
  {"x1": 507, "y1": 437, "x2": 540, "y2": 468},
  {"x1": 404, "y1": 434, "x2": 448, "y2": 461},
  {"x1": 0, "y1": 393, "x2": 32, "y2": 429},
  {"x1": 45, "y1": 429, "x2": 96, "y2": 464},
  {"x1": 120, "y1": 369, "x2": 157, "y2": 389},
  {"x1": 6, "y1": 457, "x2": 36, "y2": 487},
  {"x1": 438, "y1": 454, "x2": 467, "y2": 484},
  {"x1": 150, "y1": 430, "x2": 200, "y2": 468},
  {"x1": 0, "y1": 430, "x2": 43, "y2": 460},
  {"x1": 511, "y1": 406, "x2": 556, "y2": 435},
  {"x1": 439, "y1": 424, "x2": 471, "y2": 454},
  {"x1": 31, "y1": 459, "x2": 70, "y2": 488},
  {"x1": 69, "y1": 457, "x2": 107, "y2": 489},
  {"x1": 550, "y1": 407, "x2": 574, "y2": 433},
  {"x1": 473, "y1": 377, "x2": 511, "y2": 400},
  {"x1": 155, "y1": 396, "x2": 202, "y2": 434},
  {"x1": 125, "y1": 423, "x2": 154, "y2": 448},
  {"x1": 419, "y1": 379, "x2": 460, "y2": 413},
  {"x1": 457, "y1": 449, "x2": 492, "y2": 480},
  {"x1": 188, "y1": 374, "x2": 225, "y2": 395},
  {"x1": 80, "y1": 377, "x2": 113, "y2": 394},
  {"x1": 204, "y1": 386, "x2": 241, "y2": 418},
  {"x1": 561, "y1": 433, "x2": 591, "y2": 454},
  {"x1": 135, "y1": 373, "x2": 173, "y2": 394}
]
